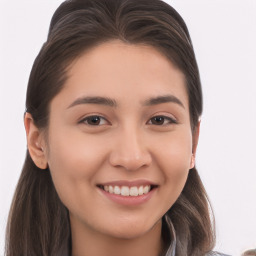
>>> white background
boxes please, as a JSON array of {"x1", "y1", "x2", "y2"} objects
[{"x1": 0, "y1": 1, "x2": 255, "y2": 255}]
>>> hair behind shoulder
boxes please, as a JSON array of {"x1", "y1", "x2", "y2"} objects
[{"x1": 5, "y1": 1, "x2": 215, "y2": 255}]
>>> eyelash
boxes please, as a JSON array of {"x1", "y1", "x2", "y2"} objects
[{"x1": 79, "y1": 115, "x2": 177, "y2": 126}]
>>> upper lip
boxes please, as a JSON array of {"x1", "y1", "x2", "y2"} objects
[{"x1": 98, "y1": 179, "x2": 158, "y2": 187}]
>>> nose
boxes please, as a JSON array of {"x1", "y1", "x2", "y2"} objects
[{"x1": 109, "y1": 128, "x2": 152, "y2": 171}]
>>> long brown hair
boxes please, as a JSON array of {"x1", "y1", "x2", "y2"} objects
[{"x1": 5, "y1": 0, "x2": 215, "y2": 255}]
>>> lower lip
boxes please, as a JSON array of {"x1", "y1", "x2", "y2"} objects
[{"x1": 98, "y1": 187, "x2": 156, "y2": 206}]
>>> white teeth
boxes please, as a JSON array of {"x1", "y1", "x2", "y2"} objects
[
  {"x1": 114, "y1": 186, "x2": 121, "y2": 195},
  {"x1": 143, "y1": 185, "x2": 150, "y2": 194},
  {"x1": 102, "y1": 185, "x2": 152, "y2": 196},
  {"x1": 138, "y1": 185, "x2": 144, "y2": 195},
  {"x1": 121, "y1": 186, "x2": 129, "y2": 196},
  {"x1": 130, "y1": 186, "x2": 138, "y2": 196},
  {"x1": 109, "y1": 185, "x2": 114, "y2": 194}
]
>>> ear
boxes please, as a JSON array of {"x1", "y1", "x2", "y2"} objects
[
  {"x1": 190, "y1": 121, "x2": 201, "y2": 169},
  {"x1": 24, "y1": 113, "x2": 48, "y2": 169}
]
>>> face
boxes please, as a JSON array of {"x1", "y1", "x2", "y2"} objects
[{"x1": 42, "y1": 41, "x2": 196, "y2": 239}]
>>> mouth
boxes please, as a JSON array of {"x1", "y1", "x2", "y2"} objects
[{"x1": 97, "y1": 184, "x2": 158, "y2": 197}]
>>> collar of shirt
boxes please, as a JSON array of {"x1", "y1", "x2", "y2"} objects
[
  {"x1": 163, "y1": 214, "x2": 176, "y2": 256},
  {"x1": 163, "y1": 215, "x2": 229, "y2": 256}
]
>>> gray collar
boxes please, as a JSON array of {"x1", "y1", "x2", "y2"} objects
[{"x1": 164, "y1": 215, "x2": 176, "y2": 256}]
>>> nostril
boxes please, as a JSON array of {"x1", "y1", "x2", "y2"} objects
[{"x1": 109, "y1": 153, "x2": 152, "y2": 172}]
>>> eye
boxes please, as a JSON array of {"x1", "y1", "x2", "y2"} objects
[
  {"x1": 148, "y1": 115, "x2": 177, "y2": 125},
  {"x1": 79, "y1": 115, "x2": 109, "y2": 126}
]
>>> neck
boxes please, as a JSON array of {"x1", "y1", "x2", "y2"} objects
[{"x1": 70, "y1": 218, "x2": 163, "y2": 256}]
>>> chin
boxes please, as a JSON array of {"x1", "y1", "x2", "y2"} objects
[
  {"x1": 105, "y1": 218, "x2": 161, "y2": 240},
  {"x1": 109, "y1": 228, "x2": 149, "y2": 240}
]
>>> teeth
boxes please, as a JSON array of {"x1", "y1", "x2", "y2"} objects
[
  {"x1": 109, "y1": 185, "x2": 114, "y2": 194},
  {"x1": 102, "y1": 185, "x2": 152, "y2": 196},
  {"x1": 114, "y1": 186, "x2": 120, "y2": 195},
  {"x1": 130, "y1": 186, "x2": 138, "y2": 196},
  {"x1": 138, "y1": 185, "x2": 144, "y2": 195},
  {"x1": 121, "y1": 186, "x2": 129, "y2": 196},
  {"x1": 143, "y1": 185, "x2": 150, "y2": 194}
]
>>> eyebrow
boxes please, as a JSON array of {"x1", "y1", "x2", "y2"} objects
[
  {"x1": 67, "y1": 94, "x2": 184, "y2": 109},
  {"x1": 143, "y1": 95, "x2": 185, "y2": 108},
  {"x1": 67, "y1": 96, "x2": 117, "y2": 108}
]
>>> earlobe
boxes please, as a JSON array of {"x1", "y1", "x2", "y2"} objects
[{"x1": 24, "y1": 113, "x2": 48, "y2": 170}]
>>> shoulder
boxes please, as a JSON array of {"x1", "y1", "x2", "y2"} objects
[{"x1": 206, "y1": 252, "x2": 231, "y2": 256}]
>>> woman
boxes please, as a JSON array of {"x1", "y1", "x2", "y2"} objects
[{"x1": 5, "y1": 0, "x2": 227, "y2": 255}]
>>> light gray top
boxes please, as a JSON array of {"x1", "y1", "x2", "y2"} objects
[{"x1": 164, "y1": 215, "x2": 230, "y2": 256}]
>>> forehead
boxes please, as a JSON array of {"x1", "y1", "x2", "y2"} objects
[{"x1": 52, "y1": 40, "x2": 189, "y2": 110}]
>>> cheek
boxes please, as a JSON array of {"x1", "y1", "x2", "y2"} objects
[
  {"x1": 154, "y1": 131, "x2": 192, "y2": 199},
  {"x1": 155, "y1": 129, "x2": 192, "y2": 170},
  {"x1": 47, "y1": 127, "x2": 106, "y2": 174},
  {"x1": 45, "y1": 129, "x2": 107, "y2": 204}
]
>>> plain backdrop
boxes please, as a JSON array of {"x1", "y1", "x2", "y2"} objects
[{"x1": 0, "y1": 0, "x2": 255, "y2": 255}]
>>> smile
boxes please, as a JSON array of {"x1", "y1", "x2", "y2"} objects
[
  {"x1": 97, "y1": 180, "x2": 158, "y2": 205},
  {"x1": 99, "y1": 185, "x2": 151, "y2": 197}
]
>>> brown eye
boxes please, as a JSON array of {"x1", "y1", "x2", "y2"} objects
[
  {"x1": 148, "y1": 116, "x2": 177, "y2": 125},
  {"x1": 151, "y1": 116, "x2": 165, "y2": 125},
  {"x1": 80, "y1": 115, "x2": 108, "y2": 126}
]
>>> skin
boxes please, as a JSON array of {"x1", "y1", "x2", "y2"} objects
[{"x1": 25, "y1": 40, "x2": 199, "y2": 256}]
